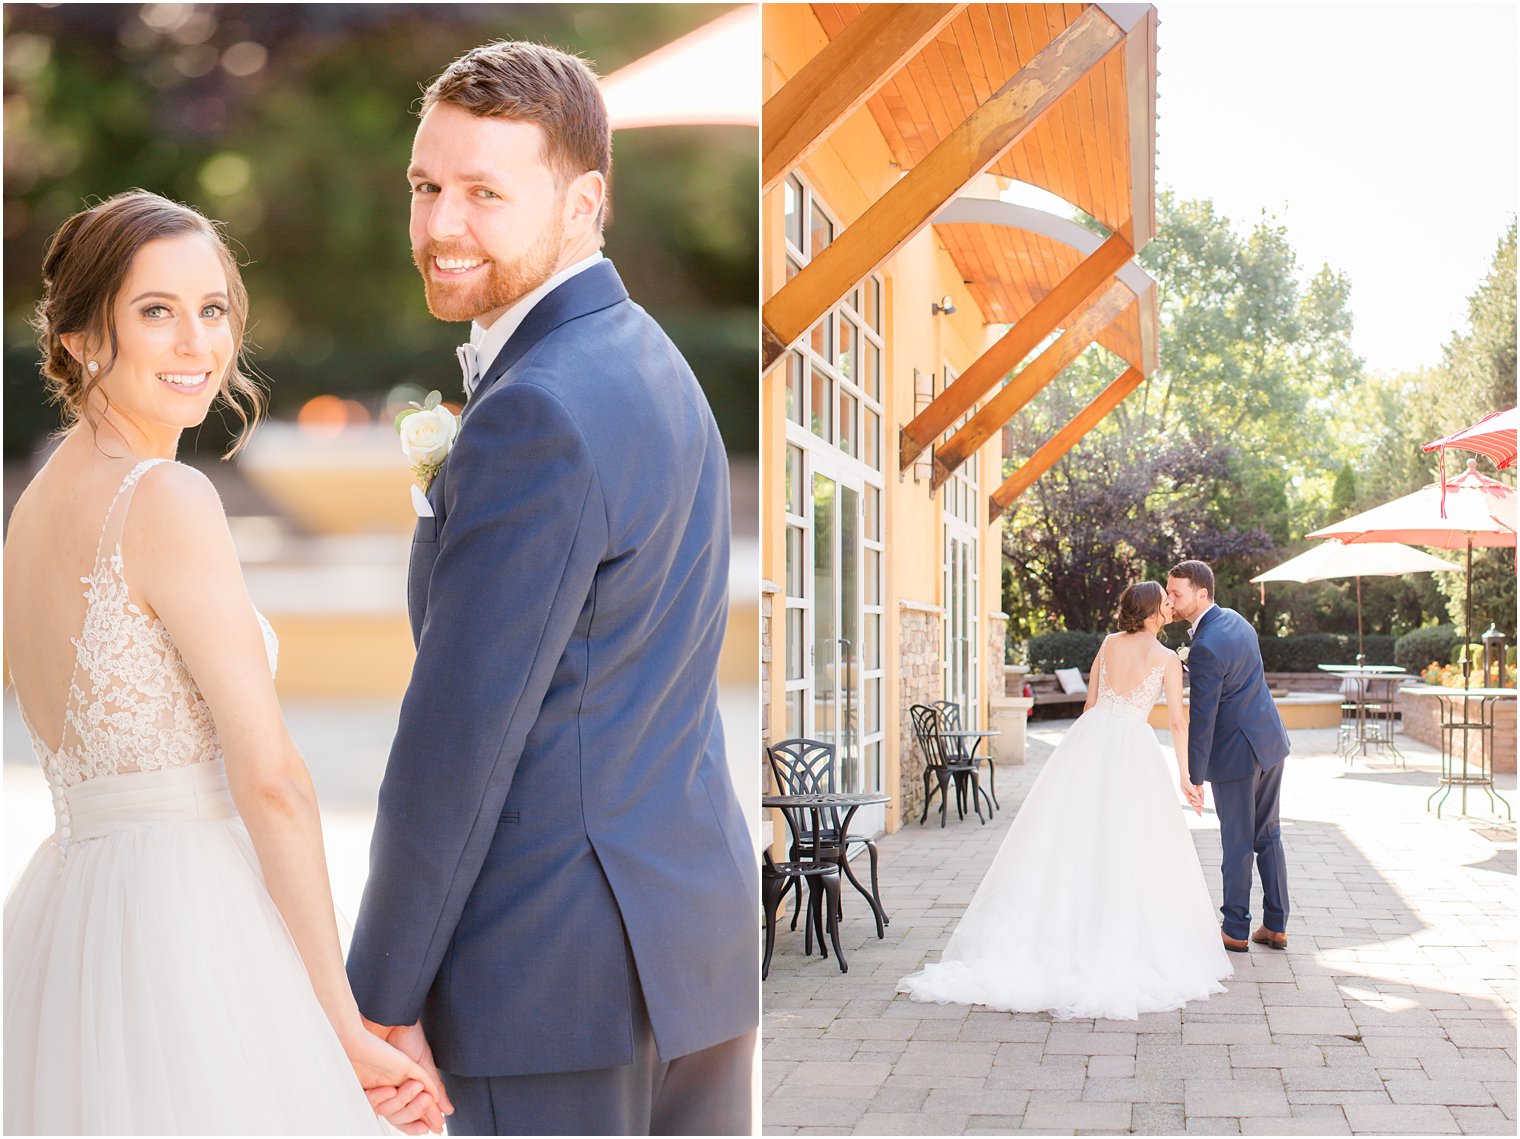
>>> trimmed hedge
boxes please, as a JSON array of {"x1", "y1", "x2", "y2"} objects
[
  {"x1": 1255, "y1": 633, "x2": 1396, "y2": 671},
  {"x1": 1394, "y1": 625, "x2": 1461, "y2": 673},
  {"x1": 1025, "y1": 630, "x2": 1398, "y2": 673},
  {"x1": 1028, "y1": 631, "x2": 1106, "y2": 674}
]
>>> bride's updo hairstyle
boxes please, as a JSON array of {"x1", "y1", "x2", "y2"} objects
[
  {"x1": 33, "y1": 189, "x2": 264, "y2": 457},
  {"x1": 1116, "y1": 581, "x2": 1165, "y2": 632}
]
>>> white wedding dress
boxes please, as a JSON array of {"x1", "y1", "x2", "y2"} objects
[
  {"x1": 4, "y1": 458, "x2": 386, "y2": 1134},
  {"x1": 898, "y1": 654, "x2": 1232, "y2": 1020}
]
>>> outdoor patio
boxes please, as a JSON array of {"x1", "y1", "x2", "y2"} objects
[{"x1": 763, "y1": 722, "x2": 1517, "y2": 1136}]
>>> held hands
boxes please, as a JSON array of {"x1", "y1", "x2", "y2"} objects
[
  {"x1": 351, "y1": 1018, "x2": 454, "y2": 1134},
  {"x1": 1178, "y1": 775, "x2": 1205, "y2": 816}
]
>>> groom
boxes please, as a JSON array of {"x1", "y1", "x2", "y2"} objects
[
  {"x1": 1167, "y1": 560, "x2": 1292, "y2": 955},
  {"x1": 347, "y1": 41, "x2": 758, "y2": 1135}
]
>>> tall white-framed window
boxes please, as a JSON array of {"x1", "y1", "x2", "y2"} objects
[
  {"x1": 940, "y1": 364, "x2": 980, "y2": 728},
  {"x1": 781, "y1": 173, "x2": 885, "y2": 833}
]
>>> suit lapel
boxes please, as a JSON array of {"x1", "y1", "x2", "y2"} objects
[{"x1": 462, "y1": 259, "x2": 630, "y2": 423}]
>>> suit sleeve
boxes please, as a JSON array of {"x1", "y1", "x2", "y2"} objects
[
  {"x1": 1185, "y1": 638, "x2": 1222, "y2": 786},
  {"x1": 347, "y1": 381, "x2": 606, "y2": 1026}
]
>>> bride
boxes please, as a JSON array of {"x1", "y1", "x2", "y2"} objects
[
  {"x1": 3, "y1": 190, "x2": 449, "y2": 1134},
  {"x1": 899, "y1": 581, "x2": 1232, "y2": 1020}
]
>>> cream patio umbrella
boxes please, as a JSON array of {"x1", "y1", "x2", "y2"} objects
[
  {"x1": 1251, "y1": 540, "x2": 1463, "y2": 664},
  {"x1": 1308, "y1": 460, "x2": 1517, "y2": 689}
]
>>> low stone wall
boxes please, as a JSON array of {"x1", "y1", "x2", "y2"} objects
[{"x1": 1398, "y1": 689, "x2": 1516, "y2": 774}]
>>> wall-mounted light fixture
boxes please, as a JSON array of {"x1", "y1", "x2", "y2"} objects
[{"x1": 931, "y1": 295, "x2": 956, "y2": 316}]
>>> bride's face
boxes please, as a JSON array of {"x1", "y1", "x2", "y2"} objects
[
  {"x1": 1158, "y1": 594, "x2": 1175, "y2": 625},
  {"x1": 70, "y1": 235, "x2": 233, "y2": 433}
]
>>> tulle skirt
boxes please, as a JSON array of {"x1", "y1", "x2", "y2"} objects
[
  {"x1": 4, "y1": 761, "x2": 386, "y2": 1135},
  {"x1": 898, "y1": 704, "x2": 1233, "y2": 1020}
]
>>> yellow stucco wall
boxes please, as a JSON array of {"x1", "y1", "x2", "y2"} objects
[{"x1": 762, "y1": 3, "x2": 1009, "y2": 834}]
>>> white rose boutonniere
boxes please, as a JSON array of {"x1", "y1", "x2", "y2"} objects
[
  {"x1": 1177, "y1": 645, "x2": 1191, "y2": 667},
  {"x1": 396, "y1": 391, "x2": 458, "y2": 491}
]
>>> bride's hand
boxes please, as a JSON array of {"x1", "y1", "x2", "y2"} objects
[
  {"x1": 339, "y1": 1024, "x2": 447, "y2": 1133},
  {"x1": 1179, "y1": 776, "x2": 1203, "y2": 816}
]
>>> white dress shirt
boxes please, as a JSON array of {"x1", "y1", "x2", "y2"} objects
[
  {"x1": 1189, "y1": 602, "x2": 1217, "y2": 638},
  {"x1": 464, "y1": 251, "x2": 603, "y2": 395}
]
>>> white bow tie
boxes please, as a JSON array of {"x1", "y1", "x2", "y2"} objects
[{"x1": 457, "y1": 342, "x2": 481, "y2": 396}]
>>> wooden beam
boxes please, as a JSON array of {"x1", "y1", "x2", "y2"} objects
[
  {"x1": 760, "y1": 5, "x2": 1126, "y2": 371},
  {"x1": 762, "y1": 3, "x2": 965, "y2": 195},
  {"x1": 929, "y1": 278, "x2": 1135, "y2": 489},
  {"x1": 989, "y1": 366, "x2": 1147, "y2": 522},
  {"x1": 899, "y1": 228, "x2": 1133, "y2": 470},
  {"x1": 1119, "y1": 5, "x2": 1158, "y2": 249}
]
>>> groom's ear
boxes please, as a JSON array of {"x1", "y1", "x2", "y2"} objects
[{"x1": 563, "y1": 169, "x2": 607, "y2": 237}]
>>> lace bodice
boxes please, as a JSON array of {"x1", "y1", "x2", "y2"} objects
[
  {"x1": 1094, "y1": 655, "x2": 1167, "y2": 721},
  {"x1": 17, "y1": 458, "x2": 278, "y2": 793}
]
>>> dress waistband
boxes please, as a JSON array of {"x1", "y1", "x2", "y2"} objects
[
  {"x1": 58, "y1": 760, "x2": 238, "y2": 845},
  {"x1": 1092, "y1": 698, "x2": 1152, "y2": 723}
]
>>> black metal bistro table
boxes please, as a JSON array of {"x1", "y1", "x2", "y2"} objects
[
  {"x1": 760, "y1": 790, "x2": 890, "y2": 976},
  {"x1": 1318, "y1": 665, "x2": 1408, "y2": 762},
  {"x1": 1400, "y1": 685, "x2": 1515, "y2": 820}
]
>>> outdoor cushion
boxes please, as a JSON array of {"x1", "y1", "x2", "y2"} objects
[{"x1": 1055, "y1": 667, "x2": 1088, "y2": 694}]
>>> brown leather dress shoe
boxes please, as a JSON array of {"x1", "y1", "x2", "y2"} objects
[
  {"x1": 1221, "y1": 929, "x2": 1250, "y2": 953},
  {"x1": 1252, "y1": 926, "x2": 1287, "y2": 950}
]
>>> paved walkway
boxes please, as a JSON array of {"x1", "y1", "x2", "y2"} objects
[{"x1": 763, "y1": 723, "x2": 1516, "y2": 1135}]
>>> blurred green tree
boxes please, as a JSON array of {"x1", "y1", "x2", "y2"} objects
[{"x1": 3, "y1": 3, "x2": 757, "y2": 457}]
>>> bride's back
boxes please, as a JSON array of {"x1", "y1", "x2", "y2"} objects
[
  {"x1": 1100, "y1": 629, "x2": 1171, "y2": 698},
  {"x1": 4, "y1": 443, "x2": 161, "y2": 757}
]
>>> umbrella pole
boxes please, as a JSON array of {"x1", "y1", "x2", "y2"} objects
[
  {"x1": 1356, "y1": 576, "x2": 1365, "y2": 665},
  {"x1": 1463, "y1": 537, "x2": 1473, "y2": 691}
]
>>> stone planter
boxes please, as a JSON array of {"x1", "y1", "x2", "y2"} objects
[
  {"x1": 1004, "y1": 664, "x2": 1030, "y2": 696},
  {"x1": 989, "y1": 695, "x2": 1035, "y2": 764}
]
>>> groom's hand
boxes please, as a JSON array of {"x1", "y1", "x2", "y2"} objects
[{"x1": 364, "y1": 1017, "x2": 454, "y2": 1132}]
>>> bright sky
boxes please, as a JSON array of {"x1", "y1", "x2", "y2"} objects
[{"x1": 1152, "y1": 2, "x2": 1517, "y2": 374}]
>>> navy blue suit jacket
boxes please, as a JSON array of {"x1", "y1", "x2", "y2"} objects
[
  {"x1": 1185, "y1": 606, "x2": 1291, "y2": 785},
  {"x1": 347, "y1": 260, "x2": 758, "y2": 1077}
]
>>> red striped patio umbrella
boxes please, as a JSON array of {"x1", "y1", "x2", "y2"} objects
[{"x1": 1424, "y1": 407, "x2": 1517, "y2": 481}]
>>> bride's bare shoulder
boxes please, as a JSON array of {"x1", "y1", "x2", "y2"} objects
[{"x1": 128, "y1": 460, "x2": 226, "y2": 532}]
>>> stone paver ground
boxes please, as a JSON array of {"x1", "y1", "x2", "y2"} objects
[{"x1": 763, "y1": 723, "x2": 1516, "y2": 1136}]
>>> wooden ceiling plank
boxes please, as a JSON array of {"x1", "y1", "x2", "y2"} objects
[
  {"x1": 989, "y1": 364, "x2": 1147, "y2": 520},
  {"x1": 764, "y1": 4, "x2": 967, "y2": 193},
  {"x1": 1101, "y1": 48, "x2": 1129, "y2": 236},
  {"x1": 762, "y1": 4, "x2": 1127, "y2": 368},
  {"x1": 924, "y1": 274, "x2": 1135, "y2": 483}
]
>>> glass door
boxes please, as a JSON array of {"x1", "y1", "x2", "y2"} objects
[{"x1": 809, "y1": 456, "x2": 883, "y2": 835}]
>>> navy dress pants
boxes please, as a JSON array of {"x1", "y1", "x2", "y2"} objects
[
  {"x1": 442, "y1": 983, "x2": 754, "y2": 1136},
  {"x1": 1210, "y1": 758, "x2": 1289, "y2": 941}
]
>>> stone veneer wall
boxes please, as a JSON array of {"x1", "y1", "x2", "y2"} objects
[
  {"x1": 987, "y1": 613, "x2": 1008, "y2": 725},
  {"x1": 898, "y1": 602, "x2": 943, "y2": 824}
]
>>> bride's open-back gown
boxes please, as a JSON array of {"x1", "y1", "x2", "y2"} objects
[
  {"x1": 4, "y1": 458, "x2": 385, "y2": 1134},
  {"x1": 898, "y1": 654, "x2": 1232, "y2": 1020}
]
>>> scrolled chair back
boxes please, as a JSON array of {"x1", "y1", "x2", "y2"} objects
[
  {"x1": 908, "y1": 703, "x2": 951, "y2": 770},
  {"x1": 766, "y1": 737, "x2": 837, "y2": 844}
]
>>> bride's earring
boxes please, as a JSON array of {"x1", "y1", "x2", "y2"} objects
[{"x1": 86, "y1": 360, "x2": 99, "y2": 375}]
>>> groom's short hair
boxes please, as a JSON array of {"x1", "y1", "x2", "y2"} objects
[
  {"x1": 1169, "y1": 559, "x2": 1215, "y2": 599},
  {"x1": 421, "y1": 40, "x2": 611, "y2": 225}
]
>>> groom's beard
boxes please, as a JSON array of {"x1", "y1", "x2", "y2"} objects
[{"x1": 414, "y1": 212, "x2": 565, "y2": 324}]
